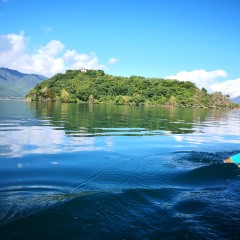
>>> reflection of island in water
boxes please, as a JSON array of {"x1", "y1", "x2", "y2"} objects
[
  {"x1": 1, "y1": 100, "x2": 240, "y2": 158},
  {"x1": 26, "y1": 101, "x2": 215, "y2": 136}
]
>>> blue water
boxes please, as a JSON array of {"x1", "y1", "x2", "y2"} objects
[{"x1": 0, "y1": 100, "x2": 240, "y2": 239}]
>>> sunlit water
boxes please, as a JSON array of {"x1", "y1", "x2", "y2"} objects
[{"x1": 0, "y1": 100, "x2": 240, "y2": 240}]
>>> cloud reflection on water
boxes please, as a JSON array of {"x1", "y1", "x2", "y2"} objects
[
  {"x1": 1, "y1": 105, "x2": 240, "y2": 158},
  {"x1": 0, "y1": 125, "x2": 103, "y2": 157},
  {"x1": 173, "y1": 110, "x2": 240, "y2": 146}
]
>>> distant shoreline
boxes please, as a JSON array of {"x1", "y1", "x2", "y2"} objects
[{"x1": 0, "y1": 96, "x2": 22, "y2": 100}]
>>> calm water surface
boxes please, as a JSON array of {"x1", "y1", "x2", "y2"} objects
[{"x1": 0, "y1": 100, "x2": 239, "y2": 240}]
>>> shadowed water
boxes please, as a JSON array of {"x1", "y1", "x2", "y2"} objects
[{"x1": 0, "y1": 101, "x2": 240, "y2": 239}]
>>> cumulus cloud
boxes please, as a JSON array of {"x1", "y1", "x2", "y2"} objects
[
  {"x1": 0, "y1": 32, "x2": 114, "y2": 77},
  {"x1": 210, "y1": 78, "x2": 240, "y2": 98},
  {"x1": 108, "y1": 58, "x2": 119, "y2": 65},
  {"x1": 63, "y1": 50, "x2": 107, "y2": 70},
  {"x1": 165, "y1": 69, "x2": 240, "y2": 98},
  {"x1": 165, "y1": 69, "x2": 228, "y2": 90}
]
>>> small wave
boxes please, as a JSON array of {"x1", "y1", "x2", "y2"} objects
[
  {"x1": 1, "y1": 185, "x2": 239, "y2": 240},
  {"x1": 176, "y1": 163, "x2": 239, "y2": 185},
  {"x1": 0, "y1": 185, "x2": 72, "y2": 226}
]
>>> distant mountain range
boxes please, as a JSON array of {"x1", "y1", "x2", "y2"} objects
[
  {"x1": 231, "y1": 96, "x2": 240, "y2": 104},
  {"x1": 0, "y1": 67, "x2": 47, "y2": 98}
]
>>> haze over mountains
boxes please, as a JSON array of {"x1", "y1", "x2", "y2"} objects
[
  {"x1": 0, "y1": 68, "x2": 47, "y2": 98},
  {"x1": 232, "y1": 96, "x2": 240, "y2": 104}
]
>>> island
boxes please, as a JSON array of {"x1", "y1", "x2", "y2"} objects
[{"x1": 25, "y1": 69, "x2": 237, "y2": 108}]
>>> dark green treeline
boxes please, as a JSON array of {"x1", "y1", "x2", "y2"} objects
[{"x1": 25, "y1": 70, "x2": 237, "y2": 108}]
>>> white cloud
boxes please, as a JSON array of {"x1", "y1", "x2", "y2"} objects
[
  {"x1": 165, "y1": 69, "x2": 228, "y2": 90},
  {"x1": 38, "y1": 40, "x2": 64, "y2": 56},
  {"x1": 63, "y1": 50, "x2": 107, "y2": 70},
  {"x1": 0, "y1": 32, "x2": 114, "y2": 77},
  {"x1": 108, "y1": 58, "x2": 119, "y2": 65},
  {"x1": 165, "y1": 69, "x2": 240, "y2": 98},
  {"x1": 0, "y1": 31, "x2": 25, "y2": 58},
  {"x1": 210, "y1": 78, "x2": 240, "y2": 98}
]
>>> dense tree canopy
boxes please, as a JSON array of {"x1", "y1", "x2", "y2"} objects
[{"x1": 25, "y1": 69, "x2": 237, "y2": 108}]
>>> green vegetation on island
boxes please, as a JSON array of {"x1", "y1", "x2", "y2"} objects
[{"x1": 25, "y1": 69, "x2": 237, "y2": 108}]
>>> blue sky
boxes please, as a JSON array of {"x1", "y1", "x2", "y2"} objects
[{"x1": 1, "y1": 0, "x2": 240, "y2": 97}]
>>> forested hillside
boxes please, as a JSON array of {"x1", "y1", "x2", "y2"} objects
[{"x1": 25, "y1": 69, "x2": 237, "y2": 108}]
